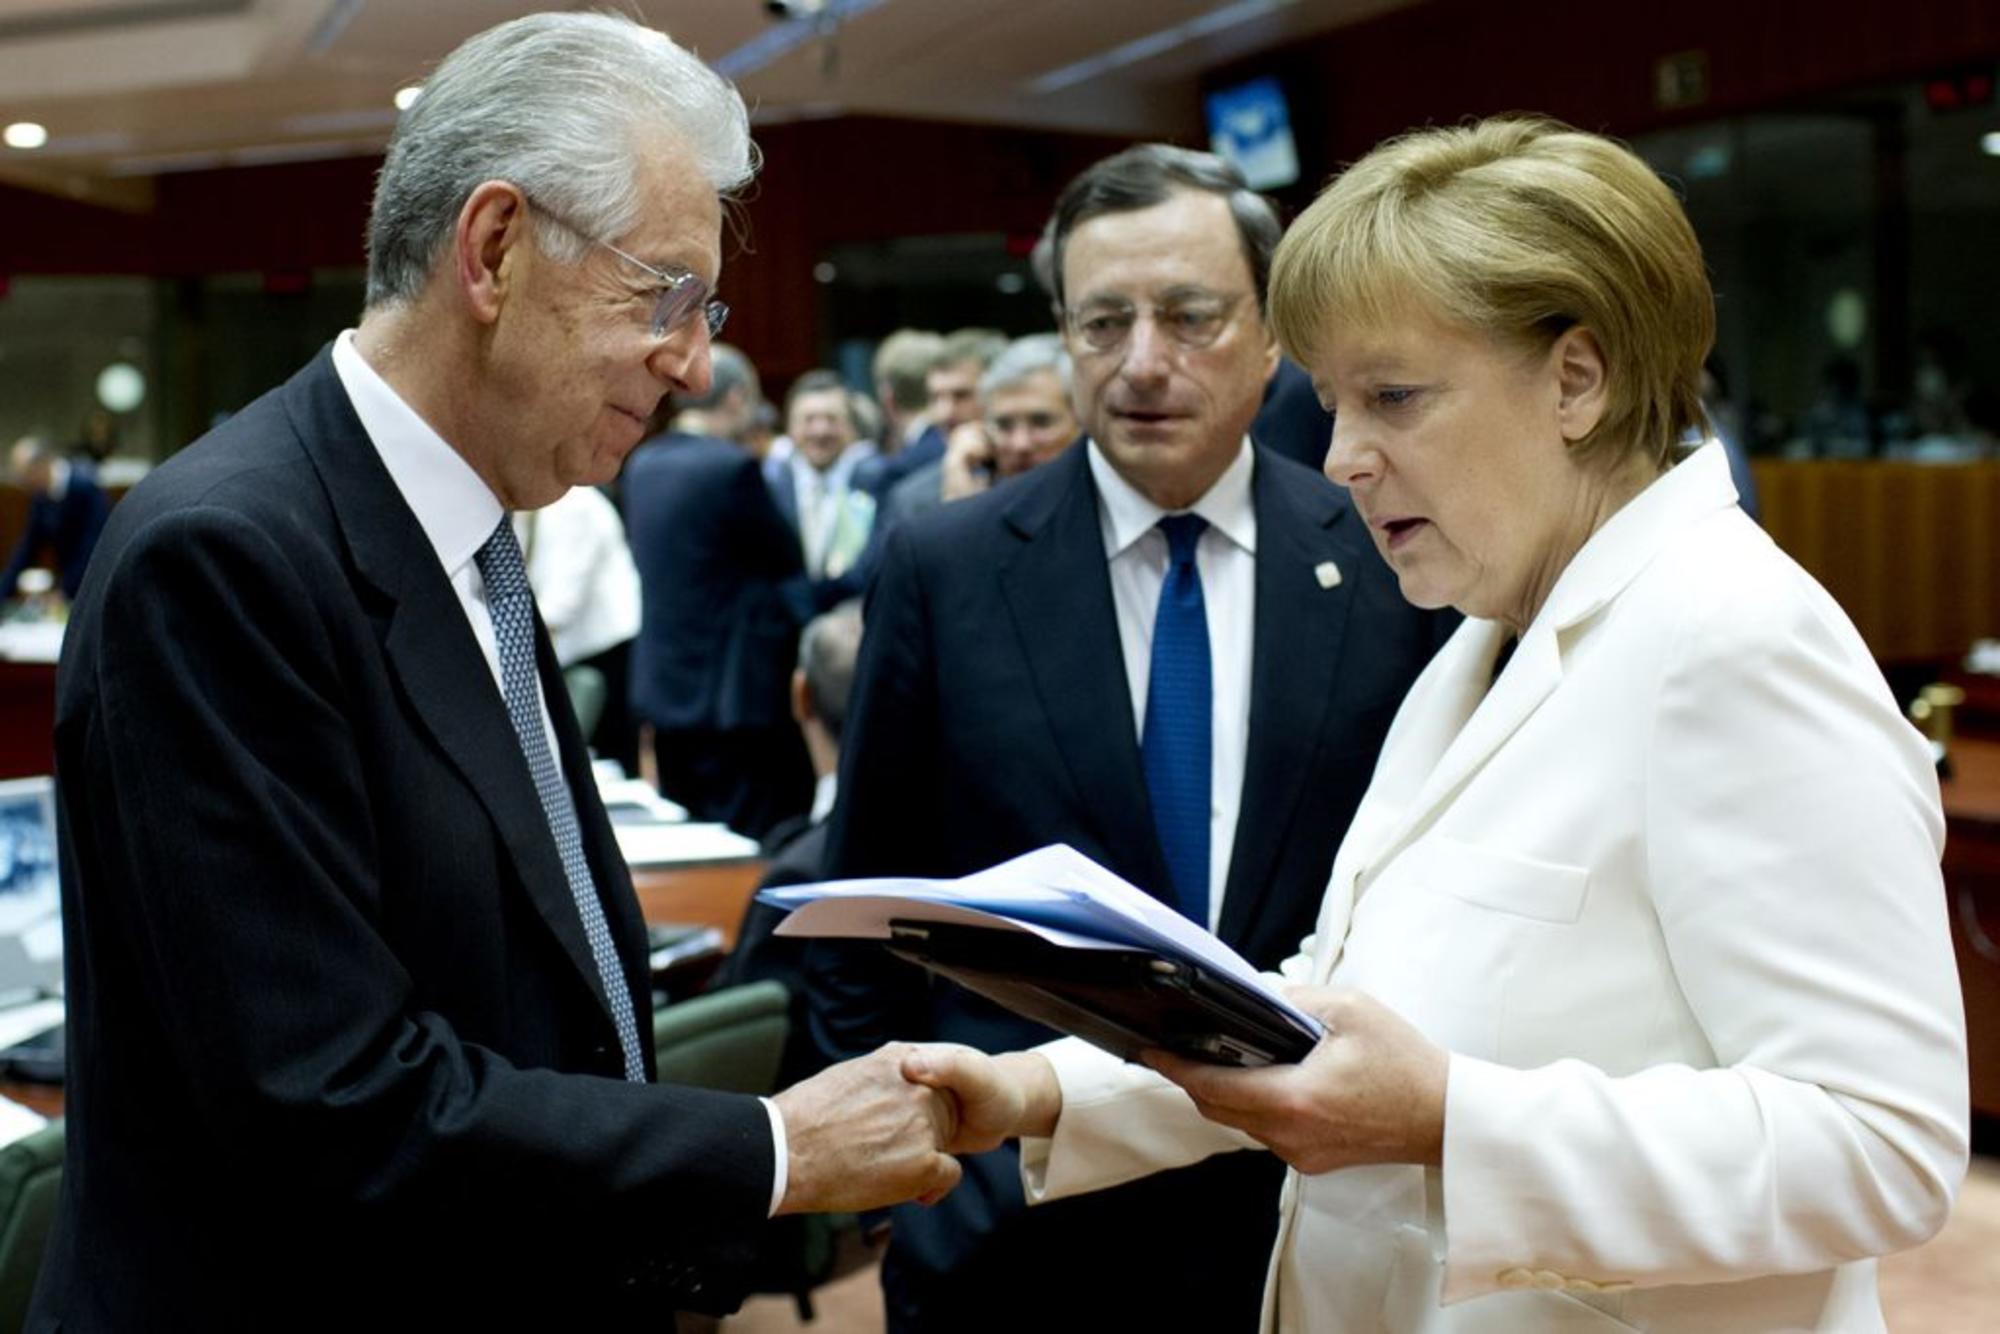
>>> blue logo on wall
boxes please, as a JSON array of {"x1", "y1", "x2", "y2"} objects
[{"x1": 1206, "y1": 77, "x2": 1300, "y2": 191}]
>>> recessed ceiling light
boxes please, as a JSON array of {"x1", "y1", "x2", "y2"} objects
[
  {"x1": 1983, "y1": 131, "x2": 2000, "y2": 157},
  {"x1": 394, "y1": 85, "x2": 422, "y2": 112},
  {"x1": 4, "y1": 122, "x2": 49, "y2": 150}
]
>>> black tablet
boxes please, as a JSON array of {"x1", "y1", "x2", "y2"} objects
[{"x1": 884, "y1": 918, "x2": 1317, "y2": 1067}]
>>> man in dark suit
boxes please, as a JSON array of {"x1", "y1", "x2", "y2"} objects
[
  {"x1": 625, "y1": 352, "x2": 818, "y2": 839},
  {"x1": 36, "y1": 15, "x2": 963, "y2": 1332},
  {"x1": 1, "y1": 436, "x2": 109, "y2": 603},
  {"x1": 805, "y1": 144, "x2": 1456, "y2": 1332}
]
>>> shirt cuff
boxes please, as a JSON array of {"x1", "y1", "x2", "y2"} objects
[{"x1": 761, "y1": 1095, "x2": 789, "y2": 1217}]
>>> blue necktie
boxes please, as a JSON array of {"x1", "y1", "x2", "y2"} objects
[
  {"x1": 477, "y1": 519, "x2": 646, "y2": 1082},
  {"x1": 1142, "y1": 514, "x2": 1211, "y2": 926}
]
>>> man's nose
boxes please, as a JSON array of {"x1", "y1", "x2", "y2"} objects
[
  {"x1": 650, "y1": 317, "x2": 713, "y2": 396},
  {"x1": 1119, "y1": 314, "x2": 1172, "y2": 385}
]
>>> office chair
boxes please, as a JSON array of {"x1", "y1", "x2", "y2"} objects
[
  {"x1": 562, "y1": 664, "x2": 609, "y2": 742},
  {"x1": 0, "y1": 1121, "x2": 63, "y2": 1334},
  {"x1": 651, "y1": 980, "x2": 788, "y2": 1096}
]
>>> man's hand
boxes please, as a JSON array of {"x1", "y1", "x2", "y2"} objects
[
  {"x1": 901, "y1": 1045, "x2": 1062, "y2": 1152},
  {"x1": 771, "y1": 1042, "x2": 961, "y2": 1214},
  {"x1": 1143, "y1": 987, "x2": 1448, "y2": 1175},
  {"x1": 939, "y1": 422, "x2": 996, "y2": 502}
]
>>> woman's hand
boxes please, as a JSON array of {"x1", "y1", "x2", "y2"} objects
[
  {"x1": 902, "y1": 1044, "x2": 1063, "y2": 1154},
  {"x1": 1144, "y1": 987, "x2": 1448, "y2": 1174}
]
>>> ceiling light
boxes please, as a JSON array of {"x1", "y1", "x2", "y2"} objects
[
  {"x1": 1983, "y1": 132, "x2": 2000, "y2": 157},
  {"x1": 4, "y1": 122, "x2": 48, "y2": 150},
  {"x1": 1029, "y1": 0, "x2": 1295, "y2": 96},
  {"x1": 394, "y1": 85, "x2": 422, "y2": 112},
  {"x1": 713, "y1": 0, "x2": 887, "y2": 79}
]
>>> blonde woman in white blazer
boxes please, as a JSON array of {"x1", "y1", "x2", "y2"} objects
[{"x1": 906, "y1": 118, "x2": 1968, "y2": 1333}]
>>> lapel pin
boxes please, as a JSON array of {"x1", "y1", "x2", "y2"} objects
[{"x1": 1315, "y1": 560, "x2": 1343, "y2": 589}]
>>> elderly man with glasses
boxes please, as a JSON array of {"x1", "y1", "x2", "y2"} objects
[
  {"x1": 804, "y1": 144, "x2": 1458, "y2": 1333},
  {"x1": 37, "y1": 14, "x2": 966, "y2": 1332}
]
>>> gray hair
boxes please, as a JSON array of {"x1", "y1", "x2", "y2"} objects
[
  {"x1": 1046, "y1": 143, "x2": 1281, "y2": 313},
  {"x1": 365, "y1": 11, "x2": 756, "y2": 308},
  {"x1": 799, "y1": 600, "x2": 864, "y2": 741},
  {"x1": 979, "y1": 333, "x2": 1071, "y2": 399}
]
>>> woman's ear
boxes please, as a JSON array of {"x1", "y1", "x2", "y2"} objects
[{"x1": 1553, "y1": 325, "x2": 1610, "y2": 444}]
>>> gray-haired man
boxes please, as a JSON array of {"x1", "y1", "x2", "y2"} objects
[{"x1": 39, "y1": 14, "x2": 960, "y2": 1330}]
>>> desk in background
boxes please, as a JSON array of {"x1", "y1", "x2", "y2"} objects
[
  {"x1": 1942, "y1": 736, "x2": 2000, "y2": 1119},
  {"x1": 0, "y1": 623, "x2": 60, "y2": 782}
]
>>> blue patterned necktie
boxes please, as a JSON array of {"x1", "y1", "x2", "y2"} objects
[
  {"x1": 476, "y1": 518, "x2": 646, "y2": 1082},
  {"x1": 1142, "y1": 513, "x2": 1212, "y2": 926}
]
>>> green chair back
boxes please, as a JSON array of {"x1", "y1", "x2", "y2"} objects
[
  {"x1": 0, "y1": 1121, "x2": 63, "y2": 1334},
  {"x1": 652, "y1": 981, "x2": 789, "y2": 1096},
  {"x1": 562, "y1": 664, "x2": 608, "y2": 740}
]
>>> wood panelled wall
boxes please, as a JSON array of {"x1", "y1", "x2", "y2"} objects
[
  {"x1": 0, "y1": 117, "x2": 1129, "y2": 402},
  {"x1": 1752, "y1": 460, "x2": 2000, "y2": 663}
]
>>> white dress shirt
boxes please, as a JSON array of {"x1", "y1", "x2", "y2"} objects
[
  {"x1": 1086, "y1": 437, "x2": 1256, "y2": 930},
  {"x1": 330, "y1": 330, "x2": 789, "y2": 1215},
  {"x1": 514, "y1": 486, "x2": 641, "y2": 667}
]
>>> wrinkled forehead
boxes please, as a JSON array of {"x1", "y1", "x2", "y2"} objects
[{"x1": 1062, "y1": 190, "x2": 1254, "y2": 306}]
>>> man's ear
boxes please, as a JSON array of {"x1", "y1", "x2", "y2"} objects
[
  {"x1": 790, "y1": 667, "x2": 813, "y2": 729},
  {"x1": 453, "y1": 180, "x2": 531, "y2": 327},
  {"x1": 1553, "y1": 325, "x2": 1610, "y2": 444}
]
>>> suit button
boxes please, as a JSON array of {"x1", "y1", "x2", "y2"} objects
[{"x1": 1496, "y1": 1268, "x2": 1534, "y2": 1289}]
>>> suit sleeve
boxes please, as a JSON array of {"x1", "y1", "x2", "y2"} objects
[
  {"x1": 1437, "y1": 566, "x2": 1967, "y2": 1300},
  {"x1": 800, "y1": 519, "x2": 942, "y2": 1067},
  {"x1": 79, "y1": 505, "x2": 775, "y2": 1294}
]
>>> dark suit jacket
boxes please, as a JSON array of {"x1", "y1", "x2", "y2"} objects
[
  {"x1": 1251, "y1": 356, "x2": 1335, "y2": 471},
  {"x1": 625, "y1": 432, "x2": 811, "y2": 735},
  {"x1": 854, "y1": 422, "x2": 944, "y2": 500},
  {"x1": 806, "y1": 440, "x2": 1455, "y2": 1331},
  {"x1": 1, "y1": 464, "x2": 109, "y2": 601},
  {"x1": 35, "y1": 351, "x2": 775, "y2": 1331}
]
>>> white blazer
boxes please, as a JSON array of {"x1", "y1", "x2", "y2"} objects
[{"x1": 1023, "y1": 446, "x2": 1968, "y2": 1333}]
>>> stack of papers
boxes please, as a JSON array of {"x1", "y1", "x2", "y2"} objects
[{"x1": 763, "y1": 844, "x2": 1321, "y2": 1064}]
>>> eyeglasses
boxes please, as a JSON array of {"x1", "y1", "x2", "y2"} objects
[
  {"x1": 1066, "y1": 293, "x2": 1246, "y2": 355},
  {"x1": 521, "y1": 191, "x2": 728, "y2": 340}
]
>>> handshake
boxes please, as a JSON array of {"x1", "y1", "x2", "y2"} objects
[{"x1": 769, "y1": 1043, "x2": 1061, "y2": 1215}]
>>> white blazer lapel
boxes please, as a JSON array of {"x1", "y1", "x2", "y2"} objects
[
  {"x1": 1352, "y1": 618, "x2": 1562, "y2": 897},
  {"x1": 1307, "y1": 620, "x2": 1514, "y2": 980}
]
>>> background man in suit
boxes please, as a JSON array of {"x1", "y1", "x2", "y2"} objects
[
  {"x1": 38, "y1": 15, "x2": 966, "y2": 1331},
  {"x1": 721, "y1": 598, "x2": 867, "y2": 1085},
  {"x1": 769, "y1": 371, "x2": 877, "y2": 584},
  {"x1": 626, "y1": 348, "x2": 821, "y2": 839},
  {"x1": 870, "y1": 328, "x2": 945, "y2": 469},
  {"x1": 1, "y1": 435, "x2": 108, "y2": 604},
  {"x1": 805, "y1": 144, "x2": 1455, "y2": 1332},
  {"x1": 878, "y1": 333, "x2": 1079, "y2": 540}
]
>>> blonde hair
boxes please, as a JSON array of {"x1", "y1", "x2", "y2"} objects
[{"x1": 1269, "y1": 117, "x2": 1714, "y2": 469}]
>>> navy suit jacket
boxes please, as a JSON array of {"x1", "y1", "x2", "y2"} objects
[
  {"x1": 2, "y1": 465, "x2": 109, "y2": 601},
  {"x1": 625, "y1": 431, "x2": 812, "y2": 734},
  {"x1": 35, "y1": 351, "x2": 774, "y2": 1331},
  {"x1": 806, "y1": 440, "x2": 1455, "y2": 1330}
]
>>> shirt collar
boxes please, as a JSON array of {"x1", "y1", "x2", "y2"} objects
[
  {"x1": 810, "y1": 772, "x2": 839, "y2": 825},
  {"x1": 1086, "y1": 435, "x2": 1258, "y2": 559},
  {"x1": 332, "y1": 328, "x2": 504, "y2": 578},
  {"x1": 46, "y1": 457, "x2": 70, "y2": 502}
]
